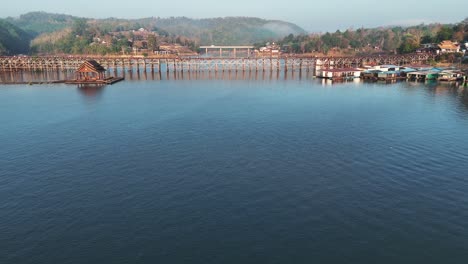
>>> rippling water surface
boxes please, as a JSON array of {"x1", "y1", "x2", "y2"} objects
[{"x1": 1, "y1": 72, "x2": 468, "y2": 263}]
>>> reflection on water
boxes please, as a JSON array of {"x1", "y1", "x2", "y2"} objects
[
  {"x1": 77, "y1": 84, "x2": 105, "y2": 102},
  {"x1": 0, "y1": 70, "x2": 75, "y2": 83},
  {"x1": 460, "y1": 87, "x2": 468, "y2": 110},
  {"x1": 399, "y1": 80, "x2": 468, "y2": 113},
  {"x1": 2, "y1": 71, "x2": 468, "y2": 264},
  {"x1": 1, "y1": 69, "x2": 468, "y2": 112},
  {"x1": 118, "y1": 68, "x2": 315, "y2": 81},
  {"x1": 0, "y1": 69, "x2": 315, "y2": 82}
]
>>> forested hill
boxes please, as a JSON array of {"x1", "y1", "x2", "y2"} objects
[
  {"x1": 275, "y1": 19, "x2": 467, "y2": 55},
  {"x1": 6, "y1": 12, "x2": 307, "y2": 45},
  {"x1": 6, "y1": 12, "x2": 77, "y2": 36},
  {"x1": 131, "y1": 16, "x2": 307, "y2": 45},
  {"x1": 0, "y1": 19, "x2": 32, "y2": 55}
]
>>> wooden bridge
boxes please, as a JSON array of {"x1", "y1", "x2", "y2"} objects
[{"x1": 0, "y1": 54, "x2": 434, "y2": 73}]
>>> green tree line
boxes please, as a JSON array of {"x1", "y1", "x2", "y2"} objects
[{"x1": 277, "y1": 21, "x2": 468, "y2": 55}]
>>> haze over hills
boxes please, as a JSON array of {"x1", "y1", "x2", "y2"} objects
[
  {"x1": 5, "y1": 12, "x2": 77, "y2": 36},
  {"x1": 5, "y1": 12, "x2": 306, "y2": 45}
]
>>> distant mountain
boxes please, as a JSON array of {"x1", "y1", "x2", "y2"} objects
[
  {"x1": 7, "y1": 12, "x2": 307, "y2": 45},
  {"x1": 0, "y1": 19, "x2": 32, "y2": 55},
  {"x1": 130, "y1": 16, "x2": 307, "y2": 45},
  {"x1": 6, "y1": 12, "x2": 78, "y2": 36}
]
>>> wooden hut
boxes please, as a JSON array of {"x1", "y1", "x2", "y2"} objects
[
  {"x1": 66, "y1": 60, "x2": 124, "y2": 85},
  {"x1": 75, "y1": 60, "x2": 107, "y2": 82}
]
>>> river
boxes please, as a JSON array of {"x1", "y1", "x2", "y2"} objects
[{"x1": 1, "y1": 72, "x2": 468, "y2": 263}]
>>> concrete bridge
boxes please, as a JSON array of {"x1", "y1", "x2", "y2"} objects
[{"x1": 0, "y1": 54, "x2": 434, "y2": 73}]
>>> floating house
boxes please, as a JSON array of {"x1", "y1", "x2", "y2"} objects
[
  {"x1": 407, "y1": 72, "x2": 425, "y2": 81},
  {"x1": 75, "y1": 60, "x2": 107, "y2": 81},
  {"x1": 377, "y1": 71, "x2": 398, "y2": 80},
  {"x1": 66, "y1": 60, "x2": 124, "y2": 85},
  {"x1": 437, "y1": 70, "x2": 464, "y2": 81},
  {"x1": 425, "y1": 70, "x2": 441, "y2": 80},
  {"x1": 361, "y1": 70, "x2": 380, "y2": 80},
  {"x1": 407, "y1": 71, "x2": 440, "y2": 81},
  {"x1": 398, "y1": 67, "x2": 417, "y2": 78},
  {"x1": 319, "y1": 68, "x2": 361, "y2": 80}
]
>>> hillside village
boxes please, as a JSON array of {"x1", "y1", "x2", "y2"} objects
[
  {"x1": 92, "y1": 27, "x2": 197, "y2": 56},
  {"x1": 0, "y1": 12, "x2": 467, "y2": 66}
]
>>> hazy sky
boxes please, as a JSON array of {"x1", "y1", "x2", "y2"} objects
[{"x1": 2, "y1": 0, "x2": 467, "y2": 32}]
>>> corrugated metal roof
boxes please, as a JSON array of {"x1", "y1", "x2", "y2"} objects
[{"x1": 323, "y1": 68, "x2": 361, "y2": 73}]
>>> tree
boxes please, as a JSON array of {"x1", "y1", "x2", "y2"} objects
[
  {"x1": 421, "y1": 35, "x2": 435, "y2": 44},
  {"x1": 452, "y1": 30, "x2": 465, "y2": 41},
  {"x1": 398, "y1": 34, "x2": 419, "y2": 54},
  {"x1": 383, "y1": 30, "x2": 401, "y2": 52},
  {"x1": 284, "y1": 34, "x2": 294, "y2": 43},
  {"x1": 147, "y1": 34, "x2": 158, "y2": 51},
  {"x1": 436, "y1": 26, "x2": 454, "y2": 42},
  {"x1": 291, "y1": 43, "x2": 301, "y2": 53},
  {"x1": 339, "y1": 38, "x2": 350, "y2": 49},
  {"x1": 71, "y1": 18, "x2": 88, "y2": 36}
]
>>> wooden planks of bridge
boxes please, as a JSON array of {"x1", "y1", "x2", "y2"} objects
[{"x1": 0, "y1": 54, "x2": 435, "y2": 73}]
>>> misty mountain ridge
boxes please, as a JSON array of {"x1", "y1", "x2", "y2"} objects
[{"x1": 5, "y1": 11, "x2": 307, "y2": 45}]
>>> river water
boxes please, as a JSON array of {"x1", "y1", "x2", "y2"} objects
[{"x1": 1, "y1": 71, "x2": 468, "y2": 263}]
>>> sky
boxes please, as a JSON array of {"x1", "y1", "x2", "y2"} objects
[{"x1": 1, "y1": 0, "x2": 467, "y2": 32}]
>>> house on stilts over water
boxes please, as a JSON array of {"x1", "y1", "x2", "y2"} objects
[{"x1": 66, "y1": 60, "x2": 124, "y2": 85}]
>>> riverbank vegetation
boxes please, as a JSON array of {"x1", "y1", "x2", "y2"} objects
[{"x1": 275, "y1": 18, "x2": 467, "y2": 56}]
